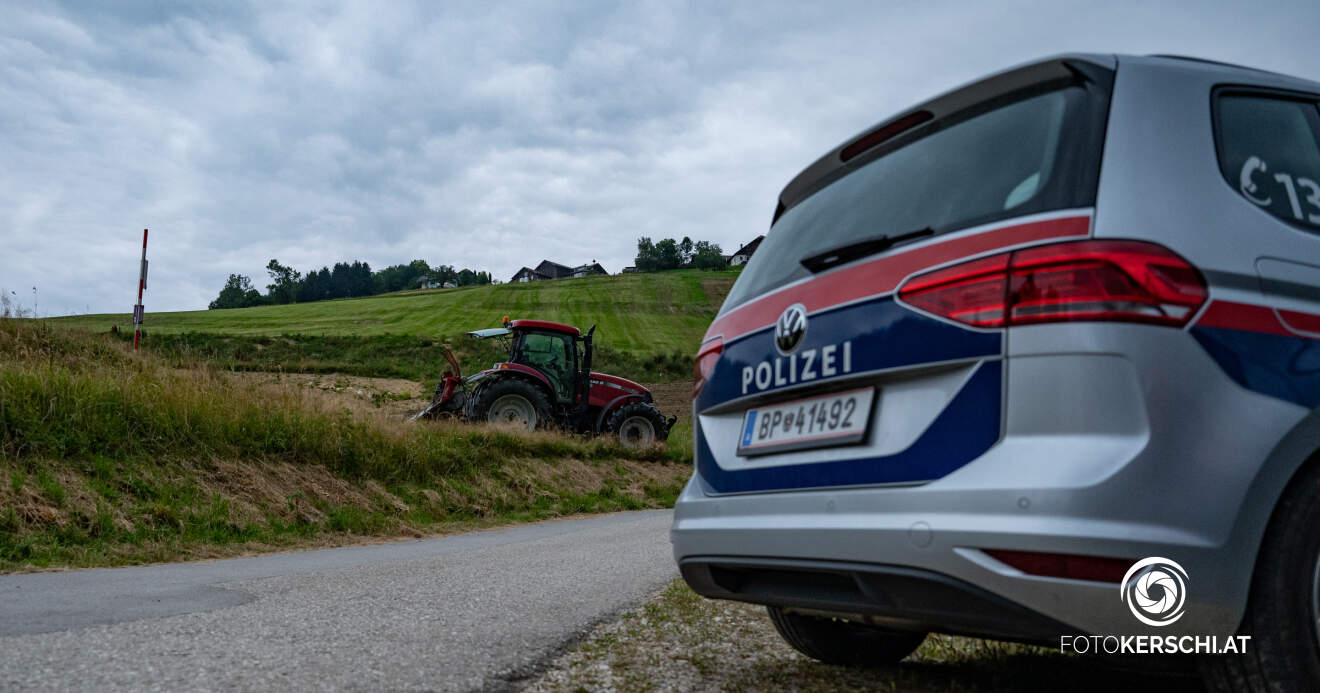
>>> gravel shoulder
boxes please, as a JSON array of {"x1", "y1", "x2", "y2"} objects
[{"x1": 524, "y1": 580, "x2": 1207, "y2": 693}]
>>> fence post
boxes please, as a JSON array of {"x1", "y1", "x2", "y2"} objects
[{"x1": 133, "y1": 229, "x2": 148, "y2": 351}]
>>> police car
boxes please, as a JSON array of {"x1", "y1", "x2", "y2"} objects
[{"x1": 671, "y1": 54, "x2": 1320, "y2": 690}]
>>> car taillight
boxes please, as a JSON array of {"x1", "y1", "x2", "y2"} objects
[
  {"x1": 898, "y1": 240, "x2": 1207, "y2": 328},
  {"x1": 692, "y1": 338, "x2": 723, "y2": 398},
  {"x1": 983, "y1": 549, "x2": 1133, "y2": 583}
]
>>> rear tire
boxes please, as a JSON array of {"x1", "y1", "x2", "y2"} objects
[
  {"x1": 606, "y1": 402, "x2": 669, "y2": 447},
  {"x1": 471, "y1": 378, "x2": 552, "y2": 431},
  {"x1": 767, "y1": 606, "x2": 926, "y2": 666},
  {"x1": 1201, "y1": 461, "x2": 1320, "y2": 692}
]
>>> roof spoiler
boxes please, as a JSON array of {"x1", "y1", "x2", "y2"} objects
[{"x1": 772, "y1": 55, "x2": 1115, "y2": 223}]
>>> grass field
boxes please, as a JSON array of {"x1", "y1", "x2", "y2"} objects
[
  {"x1": 46, "y1": 269, "x2": 738, "y2": 356},
  {"x1": 99, "y1": 330, "x2": 695, "y2": 386}
]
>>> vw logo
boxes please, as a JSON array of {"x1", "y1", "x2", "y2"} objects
[
  {"x1": 775, "y1": 303, "x2": 808, "y2": 355},
  {"x1": 1121, "y1": 557, "x2": 1188, "y2": 627}
]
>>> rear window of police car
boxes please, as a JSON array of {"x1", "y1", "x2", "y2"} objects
[
  {"x1": 722, "y1": 84, "x2": 1109, "y2": 313},
  {"x1": 1215, "y1": 91, "x2": 1320, "y2": 231}
]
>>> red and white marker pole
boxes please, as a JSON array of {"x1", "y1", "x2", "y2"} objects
[{"x1": 133, "y1": 229, "x2": 148, "y2": 351}]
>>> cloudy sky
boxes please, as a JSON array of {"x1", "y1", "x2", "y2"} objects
[{"x1": 2, "y1": 0, "x2": 1317, "y2": 316}]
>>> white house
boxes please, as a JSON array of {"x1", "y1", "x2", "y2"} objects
[{"x1": 728, "y1": 236, "x2": 764, "y2": 267}]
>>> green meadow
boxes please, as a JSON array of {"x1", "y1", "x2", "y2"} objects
[{"x1": 46, "y1": 269, "x2": 739, "y2": 357}]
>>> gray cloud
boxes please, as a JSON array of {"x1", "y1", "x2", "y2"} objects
[{"x1": 2, "y1": 0, "x2": 1317, "y2": 315}]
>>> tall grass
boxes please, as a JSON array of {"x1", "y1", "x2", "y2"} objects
[{"x1": 1, "y1": 323, "x2": 677, "y2": 483}]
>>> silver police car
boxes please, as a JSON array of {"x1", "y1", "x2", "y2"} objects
[{"x1": 672, "y1": 54, "x2": 1320, "y2": 690}]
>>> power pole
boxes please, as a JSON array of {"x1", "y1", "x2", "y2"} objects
[{"x1": 133, "y1": 229, "x2": 148, "y2": 351}]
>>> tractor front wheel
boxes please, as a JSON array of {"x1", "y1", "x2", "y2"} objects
[
  {"x1": 606, "y1": 402, "x2": 669, "y2": 448},
  {"x1": 473, "y1": 379, "x2": 551, "y2": 431}
]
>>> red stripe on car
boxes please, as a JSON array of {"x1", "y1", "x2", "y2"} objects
[
  {"x1": 1203, "y1": 299, "x2": 1314, "y2": 337},
  {"x1": 1279, "y1": 309, "x2": 1320, "y2": 336},
  {"x1": 706, "y1": 214, "x2": 1091, "y2": 343}
]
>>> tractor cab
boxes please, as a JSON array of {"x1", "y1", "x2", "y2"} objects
[
  {"x1": 463, "y1": 317, "x2": 598, "y2": 413},
  {"x1": 505, "y1": 320, "x2": 580, "y2": 404}
]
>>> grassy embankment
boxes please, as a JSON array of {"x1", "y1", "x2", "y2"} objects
[{"x1": 0, "y1": 321, "x2": 692, "y2": 571}]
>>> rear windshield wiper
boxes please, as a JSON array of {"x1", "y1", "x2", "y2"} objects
[{"x1": 799, "y1": 227, "x2": 934, "y2": 273}]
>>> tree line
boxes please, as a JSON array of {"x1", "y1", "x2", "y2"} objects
[
  {"x1": 633, "y1": 236, "x2": 725, "y2": 272},
  {"x1": 209, "y1": 259, "x2": 493, "y2": 309}
]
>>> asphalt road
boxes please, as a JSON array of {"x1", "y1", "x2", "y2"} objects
[{"x1": 0, "y1": 510, "x2": 677, "y2": 692}]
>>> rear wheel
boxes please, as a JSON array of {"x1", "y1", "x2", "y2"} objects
[
  {"x1": 606, "y1": 402, "x2": 669, "y2": 448},
  {"x1": 472, "y1": 379, "x2": 552, "y2": 431},
  {"x1": 1202, "y1": 460, "x2": 1320, "y2": 692},
  {"x1": 767, "y1": 607, "x2": 927, "y2": 666}
]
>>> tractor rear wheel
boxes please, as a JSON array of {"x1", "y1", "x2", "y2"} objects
[
  {"x1": 473, "y1": 379, "x2": 551, "y2": 431},
  {"x1": 607, "y1": 402, "x2": 668, "y2": 448}
]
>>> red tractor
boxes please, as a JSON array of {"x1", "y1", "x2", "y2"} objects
[{"x1": 414, "y1": 318, "x2": 675, "y2": 447}]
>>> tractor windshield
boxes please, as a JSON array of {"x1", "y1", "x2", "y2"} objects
[{"x1": 514, "y1": 330, "x2": 576, "y2": 403}]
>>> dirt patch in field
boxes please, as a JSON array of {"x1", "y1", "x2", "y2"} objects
[
  {"x1": 224, "y1": 371, "x2": 427, "y2": 420},
  {"x1": 700, "y1": 276, "x2": 736, "y2": 311},
  {"x1": 644, "y1": 381, "x2": 691, "y2": 424},
  {"x1": 230, "y1": 370, "x2": 689, "y2": 427}
]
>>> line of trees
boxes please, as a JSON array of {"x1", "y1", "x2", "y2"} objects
[
  {"x1": 209, "y1": 258, "x2": 493, "y2": 310},
  {"x1": 634, "y1": 236, "x2": 725, "y2": 272}
]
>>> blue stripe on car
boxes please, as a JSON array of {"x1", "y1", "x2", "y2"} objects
[
  {"x1": 1191, "y1": 327, "x2": 1320, "y2": 408},
  {"x1": 696, "y1": 296, "x2": 1002, "y2": 411}
]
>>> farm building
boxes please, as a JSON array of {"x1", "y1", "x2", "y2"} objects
[
  {"x1": 535, "y1": 260, "x2": 573, "y2": 279},
  {"x1": 571, "y1": 262, "x2": 607, "y2": 278},
  {"x1": 728, "y1": 236, "x2": 764, "y2": 267},
  {"x1": 510, "y1": 267, "x2": 550, "y2": 283},
  {"x1": 510, "y1": 260, "x2": 608, "y2": 283}
]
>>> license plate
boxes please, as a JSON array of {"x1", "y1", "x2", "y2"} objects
[{"x1": 737, "y1": 387, "x2": 875, "y2": 457}]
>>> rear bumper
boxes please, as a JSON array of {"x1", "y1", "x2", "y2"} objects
[
  {"x1": 680, "y1": 556, "x2": 1072, "y2": 644},
  {"x1": 671, "y1": 473, "x2": 1237, "y2": 638}
]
